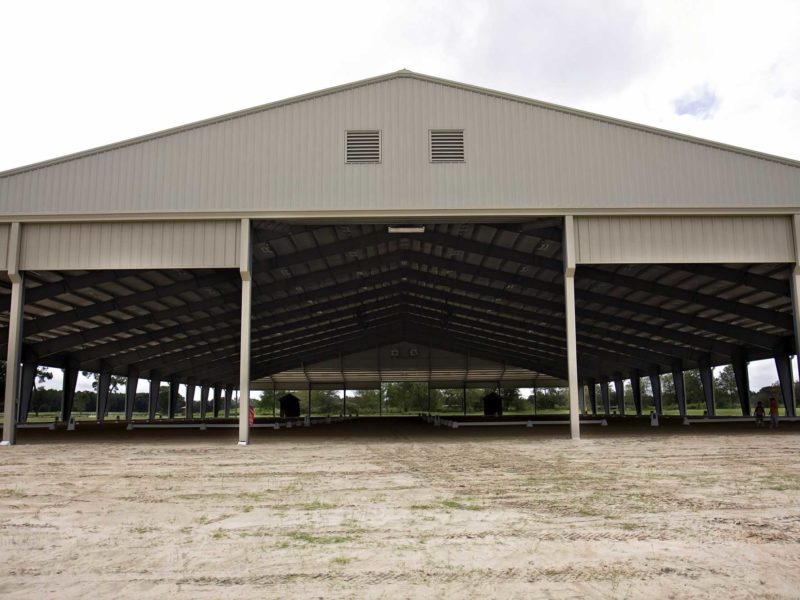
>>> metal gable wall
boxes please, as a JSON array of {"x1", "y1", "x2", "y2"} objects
[{"x1": 1, "y1": 75, "x2": 799, "y2": 218}]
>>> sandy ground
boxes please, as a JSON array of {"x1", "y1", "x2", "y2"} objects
[{"x1": 0, "y1": 419, "x2": 799, "y2": 599}]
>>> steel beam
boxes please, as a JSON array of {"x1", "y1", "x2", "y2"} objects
[
  {"x1": 199, "y1": 384, "x2": 209, "y2": 419},
  {"x1": 125, "y1": 367, "x2": 139, "y2": 421},
  {"x1": 774, "y1": 352, "x2": 796, "y2": 417},
  {"x1": 213, "y1": 384, "x2": 222, "y2": 418},
  {"x1": 186, "y1": 380, "x2": 196, "y2": 419},
  {"x1": 148, "y1": 371, "x2": 160, "y2": 421},
  {"x1": 613, "y1": 373, "x2": 625, "y2": 416},
  {"x1": 581, "y1": 266, "x2": 792, "y2": 331},
  {"x1": 168, "y1": 375, "x2": 179, "y2": 419},
  {"x1": 61, "y1": 356, "x2": 80, "y2": 422},
  {"x1": 2, "y1": 223, "x2": 24, "y2": 445},
  {"x1": 698, "y1": 355, "x2": 716, "y2": 417},
  {"x1": 239, "y1": 219, "x2": 253, "y2": 445},
  {"x1": 97, "y1": 362, "x2": 112, "y2": 422},
  {"x1": 586, "y1": 378, "x2": 597, "y2": 415},
  {"x1": 599, "y1": 379, "x2": 610, "y2": 417},
  {"x1": 732, "y1": 350, "x2": 751, "y2": 416},
  {"x1": 649, "y1": 366, "x2": 663, "y2": 415},
  {"x1": 671, "y1": 360, "x2": 687, "y2": 417},
  {"x1": 224, "y1": 385, "x2": 233, "y2": 418},
  {"x1": 630, "y1": 370, "x2": 642, "y2": 416},
  {"x1": 17, "y1": 362, "x2": 37, "y2": 424}
]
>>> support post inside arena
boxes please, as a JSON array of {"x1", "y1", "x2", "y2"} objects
[
  {"x1": 2, "y1": 224, "x2": 23, "y2": 446},
  {"x1": 238, "y1": 219, "x2": 252, "y2": 445},
  {"x1": 563, "y1": 216, "x2": 580, "y2": 440}
]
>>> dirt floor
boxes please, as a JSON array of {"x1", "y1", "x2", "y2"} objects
[{"x1": 1, "y1": 418, "x2": 799, "y2": 599}]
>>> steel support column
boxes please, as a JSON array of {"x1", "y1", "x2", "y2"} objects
[
  {"x1": 613, "y1": 373, "x2": 625, "y2": 416},
  {"x1": 649, "y1": 366, "x2": 663, "y2": 415},
  {"x1": 148, "y1": 371, "x2": 161, "y2": 421},
  {"x1": 774, "y1": 352, "x2": 796, "y2": 416},
  {"x1": 698, "y1": 355, "x2": 716, "y2": 417},
  {"x1": 239, "y1": 219, "x2": 253, "y2": 445},
  {"x1": 563, "y1": 215, "x2": 580, "y2": 439},
  {"x1": 671, "y1": 360, "x2": 687, "y2": 417},
  {"x1": 791, "y1": 214, "x2": 800, "y2": 412},
  {"x1": 61, "y1": 356, "x2": 80, "y2": 422},
  {"x1": 600, "y1": 379, "x2": 610, "y2": 417},
  {"x1": 213, "y1": 384, "x2": 222, "y2": 418},
  {"x1": 2, "y1": 223, "x2": 23, "y2": 445},
  {"x1": 732, "y1": 351, "x2": 751, "y2": 416},
  {"x1": 586, "y1": 378, "x2": 597, "y2": 415},
  {"x1": 630, "y1": 370, "x2": 642, "y2": 416},
  {"x1": 97, "y1": 363, "x2": 112, "y2": 422},
  {"x1": 168, "y1": 375, "x2": 179, "y2": 419},
  {"x1": 224, "y1": 385, "x2": 232, "y2": 418},
  {"x1": 186, "y1": 380, "x2": 196, "y2": 419},
  {"x1": 125, "y1": 367, "x2": 139, "y2": 421},
  {"x1": 199, "y1": 384, "x2": 209, "y2": 419},
  {"x1": 18, "y1": 362, "x2": 37, "y2": 424}
]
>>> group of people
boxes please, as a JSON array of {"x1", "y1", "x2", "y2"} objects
[{"x1": 754, "y1": 398, "x2": 781, "y2": 429}]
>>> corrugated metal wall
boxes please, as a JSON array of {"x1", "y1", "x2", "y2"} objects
[
  {"x1": 19, "y1": 220, "x2": 240, "y2": 270},
  {"x1": 574, "y1": 216, "x2": 795, "y2": 264},
  {"x1": 1, "y1": 75, "x2": 799, "y2": 217},
  {"x1": 0, "y1": 224, "x2": 9, "y2": 270}
]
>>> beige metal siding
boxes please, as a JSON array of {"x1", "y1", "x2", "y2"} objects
[
  {"x1": 19, "y1": 220, "x2": 240, "y2": 270},
  {"x1": 1, "y1": 75, "x2": 799, "y2": 217},
  {"x1": 0, "y1": 224, "x2": 9, "y2": 270},
  {"x1": 574, "y1": 216, "x2": 795, "y2": 264}
]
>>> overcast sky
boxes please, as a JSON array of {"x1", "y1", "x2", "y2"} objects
[{"x1": 3, "y1": 0, "x2": 798, "y2": 393}]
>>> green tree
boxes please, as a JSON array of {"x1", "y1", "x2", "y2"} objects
[{"x1": 715, "y1": 365, "x2": 738, "y2": 409}]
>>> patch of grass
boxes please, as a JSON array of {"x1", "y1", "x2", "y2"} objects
[
  {"x1": 129, "y1": 525, "x2": 160, "y2": 534},
  {"x1": 301, "y1": 500, "x2": 337, "y2": 511},
  {"x1": 440, "y1": 499, "x2": 484, "y2": 511},
  {"x1": 239, "y1": 491, "x2": 265, "y2": 501},
  {"x1": 243, "y1": 505, "x2": 253, "y2": 513},
  {"x1": 620, "y1": 522, "x2": 641, "y2": 530},
  {"x1": 195, "y1": 515, "x2": 210, "y2": 525},
  {"x1": 212, "y1": 529, "x2": 228, "y2": 540},
  {"x1": 330, "y1": 556, "x2": 353, "y2": 566},
  {"x1": 412, "y1": 499, "x2": 485, "y2": 511},
  {"x1": 288, "y1": 531, "x2": 354, "y2": 545}
]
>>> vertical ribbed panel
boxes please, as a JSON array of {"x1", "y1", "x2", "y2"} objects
[
  {"x1": 574, "y1": 216, "x2": 795, "y2": 264},
  {"x1": 19, "y1": 220, "x2": 240, "y2": 270},
  {"x1": 1, "y1": 75, "x2": 799, "y2": 216},
  {"x1": 0, "y1": 223, "x2": 9, "y2": 269}
]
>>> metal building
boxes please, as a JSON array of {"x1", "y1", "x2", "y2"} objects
[{"x1": 1, "y1": 70, "x2": 799, "y2": 444}]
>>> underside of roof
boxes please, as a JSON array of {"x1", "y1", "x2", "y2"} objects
[{"x1": 0, "y1": 218, "x2": 794, "y2": 389}]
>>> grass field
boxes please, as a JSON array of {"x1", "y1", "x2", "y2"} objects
[{"x1": 0, "y1": 419, "x2": 798, "y2": 599}]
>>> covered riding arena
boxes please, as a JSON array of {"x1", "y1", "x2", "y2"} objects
[{"x1": 1, "y1": 71, "x2": 799, "y2": 598}]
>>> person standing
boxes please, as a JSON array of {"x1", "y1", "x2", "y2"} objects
[
  {"x1": 754, "y1": 401, "x2": 765, "y2": 428},
  {"x1": 769, "y1": 397, "x2": 780, "y2": 430}
]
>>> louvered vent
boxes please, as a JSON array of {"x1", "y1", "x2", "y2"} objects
[
  {"x1": 345, "y1": 130, "x2": 381, "y2": 163},
  {"x1": 430, "y1": 129, "x2": 465, "y2": 163}
]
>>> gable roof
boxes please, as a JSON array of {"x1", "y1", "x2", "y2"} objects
[{"x1": 2, "y1": 68, "x2": 799, "y2": 179}]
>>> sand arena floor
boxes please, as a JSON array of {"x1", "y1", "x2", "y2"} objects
[{"x1": 1, "y1": 419, "x2": 799, "y2": 599}]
